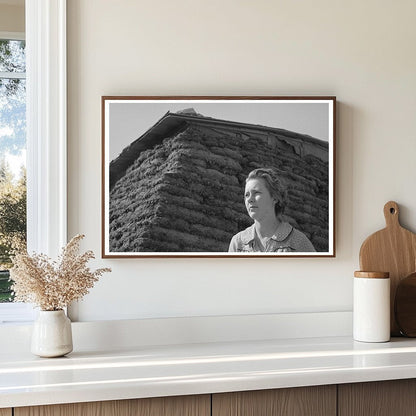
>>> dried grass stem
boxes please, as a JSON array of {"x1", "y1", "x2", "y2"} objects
[{"x1": 10, "y1": 234, "x2": 111, "y2": 310}]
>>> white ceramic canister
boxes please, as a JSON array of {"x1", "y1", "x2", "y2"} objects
[{"x1": 353, "y1": 271, "x2": 390, "y2": 343}]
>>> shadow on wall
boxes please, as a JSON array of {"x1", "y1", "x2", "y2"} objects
[{"x1": 109, "y1": 111, "x2": 329, "y2": 253}]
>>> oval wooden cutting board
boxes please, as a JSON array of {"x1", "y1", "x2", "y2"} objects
[{"x1": 359, "y1": 201, "x2": 416, "y2": 336}]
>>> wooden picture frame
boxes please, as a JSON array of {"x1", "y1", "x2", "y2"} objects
[{"x1": 102, "y1": 96, "x2": 336, "y2": 258}]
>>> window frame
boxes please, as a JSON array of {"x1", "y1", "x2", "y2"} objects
[
  {"x1": 0, "y1": 0, "x2": 67, "y2": 323},
  {"x1": 26, "y1": 0, "x2": 67, "y2": 257}
]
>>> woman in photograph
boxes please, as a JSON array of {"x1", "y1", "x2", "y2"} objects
[{"x1": 228, "y1": 168, "x2": 316, "y2": 253}]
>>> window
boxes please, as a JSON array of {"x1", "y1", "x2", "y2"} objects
[
  {"x1": 0, "y1": 0, "x2": 67, "y2": 323},
  {"x1": 0, "y1": 35, "x2": 26, "y2": 305}
]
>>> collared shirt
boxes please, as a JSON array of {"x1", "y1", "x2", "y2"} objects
[{"x1": 228, "y1": 222, "x2": 316, "y2": 253}]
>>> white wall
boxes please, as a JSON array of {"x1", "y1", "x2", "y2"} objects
[{"x1": 67, "y1": 0, "x2": 416, "y2": 322}]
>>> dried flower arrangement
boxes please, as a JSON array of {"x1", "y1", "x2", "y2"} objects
[{"x1": 10, "y1": 234, "x2": 111, "y2": 311}]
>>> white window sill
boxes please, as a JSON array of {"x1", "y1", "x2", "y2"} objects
[{"x1": 0, "y1": 303, "x2": 36, "y2": 324}]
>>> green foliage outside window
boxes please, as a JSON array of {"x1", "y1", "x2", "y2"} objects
[
  {"x1": 0, "y1": 162, "x2": 26, "y2": 302},
  {"x1": 0, "y1": 38, "x2": 27, "y2": 303}
]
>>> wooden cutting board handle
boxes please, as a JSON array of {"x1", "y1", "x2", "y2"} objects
[
  {"x1": 359, "y1": 201, "x2": 416, "y2": 336},
  {"x1": 383, "y1": 201, "x2": 400, "y2": 229}
]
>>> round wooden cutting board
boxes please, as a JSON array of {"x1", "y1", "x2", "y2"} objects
[
  {"x1": 395, "y1": 272, "x2": 416, "y2": 337},
  {"x1": 359, "y1": 201, "x2": 416, "y2": 336}
]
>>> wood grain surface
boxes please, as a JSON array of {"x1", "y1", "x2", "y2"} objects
[
  {"x1": 14, "y1": 395, "x2": 210, "y2": 416},
  {"x1": 354, "y1": 271, "x2": 389, "y2": 278},
  {"x1": 0, "y1": 409, "x2": 12, "y2": 416},
  {"x1": 359, "y1": 201, "x2": 416, "y2": 335},
  {"x1": 394, "y1": 272, "x2": 416, "y2": 336},
  {"x1": 339, "y1": 380, "x2": 416, "y2": 416},
  {"x1": 212, "y1": 386, "x2": 336, "y2": 416}
]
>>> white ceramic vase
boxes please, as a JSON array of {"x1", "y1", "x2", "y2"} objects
[{"x1": 31, "y1": 310, "x2": 73, "y2": 357}]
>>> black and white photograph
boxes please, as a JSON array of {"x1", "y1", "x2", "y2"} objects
[{"x1": 102, "y1": 97, "x2": 335, "y2": 257}]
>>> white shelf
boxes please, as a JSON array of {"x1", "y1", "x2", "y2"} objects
[{"x1": 2, "y1": 335, "x2": 416, "y2": 408}]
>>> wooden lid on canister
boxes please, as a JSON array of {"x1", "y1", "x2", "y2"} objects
[{"x1": 354, "y1": 271, "x2": 389, "y2": 279}]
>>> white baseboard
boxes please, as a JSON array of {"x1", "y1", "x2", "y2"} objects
[{"x1": 0, "y1": 311, "x2": 352, "y2": 353}]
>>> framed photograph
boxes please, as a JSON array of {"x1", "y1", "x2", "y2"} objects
[{"x1": 102, "y1": 96, "x2": 336, "y2": 258}]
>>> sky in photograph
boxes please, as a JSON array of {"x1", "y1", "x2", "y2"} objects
[{"x1": 108, "y1": 100, "x2": 331, "y2": 161}]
